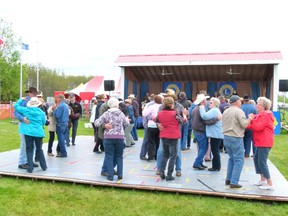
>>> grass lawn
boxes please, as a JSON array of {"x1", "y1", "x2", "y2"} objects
[{"x1": 1, "y1": 118, "x2": 288, "y2": 215}]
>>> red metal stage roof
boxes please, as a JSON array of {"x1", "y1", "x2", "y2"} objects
[{"x1": 115, "y1": 51, "x2": 282, "y2": 65}]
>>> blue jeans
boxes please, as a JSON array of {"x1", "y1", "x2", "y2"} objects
[
  {"x1": 180, "y1": 123, "x2": 189, "y2": 150},
  {"x1": 224, "y1": 135, "x2": 244, "y2": 185},
  {"x1": 253, "y1": 147, "x2": 271, "y2": 179},
  {"x1": 193, "y1": 131, "x2": 208, "y2": 167},
  {"x1": 101, "y1": 139, "x2": 118, "y2": 174},
  {"x1": 103, "y1": 139, "x2": 124, "y2": 180},
  {"x1": 25, "y1": 135, "x2": 47, "y2": 173},
  {"x1": 56, "y1": 123, "x2": 68, "y2": 157},
  {"x1": 131, "y1": 117, "x2": 138, "y2": 140},
  {"x1": 157, "y1": 138, "x2": 182, "y2": 172},
  {"x1": 18, "y1": 123, "x2": 27, "y2": 165},
  {"x1": 139, "y1": 127, "x2": 148, "y2": 158},
  {"x1": 71, "y1": 119, "x2": 79, "y2": 144},
  {"x1": 243, "y1": 129, "x2": 253, "y2": 157}
]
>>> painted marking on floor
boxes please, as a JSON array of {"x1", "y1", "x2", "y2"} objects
[
  {"x1": 144, "y1": 164, "x2": 151, "y2": 169},
  {"x1": 0, "y1": 162, "x2": 17, "y2": 168},
  {"x1": 66, "y1": 159, "x2": 83, "y2": 165},
  {"x1": 128, "y1": 168, "x2": 135, "y2": 174}
]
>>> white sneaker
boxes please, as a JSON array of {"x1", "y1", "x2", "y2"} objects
[
  {"x1": 253, "y1": 180, "x2": 266, "y2": 186},
  {"x1": 259, "y1": 184, "x2": 274, "y2": 190}
]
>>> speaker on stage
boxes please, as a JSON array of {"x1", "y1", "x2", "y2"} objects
[
  {"x1": 279, "y1": 80, "x2": 288, "y2": 92},
  {"x1": 104, "y1": 80, "x2": 115, "y2": 91}
]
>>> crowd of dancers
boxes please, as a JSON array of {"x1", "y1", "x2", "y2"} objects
[{"x1": 14, "y1": 87, "x2": 275, "y2": 190}]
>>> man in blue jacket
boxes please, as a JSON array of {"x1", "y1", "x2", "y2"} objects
[{"x1": 53, "y1": 94, "x2": 69, "y2": 157}]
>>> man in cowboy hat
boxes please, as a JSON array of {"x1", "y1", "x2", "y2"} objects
[
  {"x1": 52, "y1": 94, "x2": 69, "y2": 157},
  {"x1": 14, "y1": 86, "x2": 39, "y2": 169},
  {"x1": 68, "y1": 94, "x2": 82, "y2": 146},
  {"x1": 128, "y1": 94, "x2": 139, "y2": 141},
  {"x1": 14, "y1": 96, "x2": 47, "y2": 173},
  {"x1": 241, "y1": 94, "x2": 257, "y2": 157},
  {"x1": 156, "y1": 90, "x2": 188, "y2": 177},
  {"x1": 191, "y1": 93, "x2": 211, "y2": 170}
]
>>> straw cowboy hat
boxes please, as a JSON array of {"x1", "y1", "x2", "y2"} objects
[{"x1": 27, "y1": 97, "x2": 43, "y2": 107}]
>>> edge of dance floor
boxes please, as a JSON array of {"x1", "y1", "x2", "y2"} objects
[{"x1": 1, "y1": 136, "x2": 288, "y2": 202}]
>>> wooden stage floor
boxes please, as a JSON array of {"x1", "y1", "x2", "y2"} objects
[{"x1": 0, "y1": 136, "x2": 288, "y2": 202}]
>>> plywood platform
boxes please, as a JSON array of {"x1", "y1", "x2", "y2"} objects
[{"x1": 1, "y1": 136, "x2": 288, "y2": 202}]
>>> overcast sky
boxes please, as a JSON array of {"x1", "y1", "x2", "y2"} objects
[{"x1": 1, "y1": 0, "x2": 288, "y2": 79}]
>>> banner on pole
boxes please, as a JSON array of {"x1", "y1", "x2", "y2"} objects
[
  {"x1": 22, "y1": 43, "x2": 29, "y2": 50},
  {"x1": 163, "y1": 82, "x2": 182, "y2": 95}
]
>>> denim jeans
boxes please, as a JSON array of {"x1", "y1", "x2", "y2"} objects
[
  {"x1": 243, "y1": 129, "x2": 253, "y2": 157},
  {"x1": 139, "y1": 127, "x2": 148, "y2": 158},
  {"x1": 193, "y1": 131, "x2": 208, "y2": 167},
  {"x1": 25, "y1": 135, "x2": 47, "y2": 173},
  {"x1": 56, "y1": 123, "x2": 68, "y2": 157},
  {"x1": 224, "y1": 135, "x2": 244, "y2": 185},
  {"x1": 103, "y1": 139, "x2": 124, "y2": 180},
  {"x1": 180, "y1": 123, "x2": 189, "y2": 150},
  {"x1": 18, "y1": 123, "x2": 27, "y2": 165},
  {"x1": 101, "y1": 139, "x2": 117, "y2": 174},
  {"x1": 157, "y1": 138, "x2": 182, "y2": 172},
  {"x1": 131, "y1": 118, "x2": 138, "y2": 141},
  {"x1": 71, "y1": 119, "x2": 79, "y2": 144},
  {"x1": 210, "y1": 138, "x2": 222, "y2": 169},
  {"x1": 160, "y1": 138, "x2": 178, "y2": 176},
  {"x1": 253, "y1": 147, "x2": 271, "y2": 179}
]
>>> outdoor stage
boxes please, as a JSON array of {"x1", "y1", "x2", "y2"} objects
[{"x1": 0, "y1": 136, "x2": 288, "y2": 202}]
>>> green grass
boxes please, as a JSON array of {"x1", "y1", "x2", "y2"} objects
[
  {"x1": 0, "y1": 118, "x2": 95, "y2": 152},
  {"x1": 1, "y1": 118, "x2": 288, "y2": 215}
]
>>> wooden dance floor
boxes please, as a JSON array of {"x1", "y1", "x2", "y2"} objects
[{"x1": 0, "y1": 135, "x2": 288, "y2": 202}]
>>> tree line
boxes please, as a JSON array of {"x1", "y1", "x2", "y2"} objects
[{"x1": 0, "y1": 18, "x2": 93, "y2": 102}]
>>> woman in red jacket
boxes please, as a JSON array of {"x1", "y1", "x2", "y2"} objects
[
  {"x1": 248, "y1": 97, "x2": 274, "y2": 190},
  {"x1": 157, "y1": 97, "x2": 186, "y2": 181}
]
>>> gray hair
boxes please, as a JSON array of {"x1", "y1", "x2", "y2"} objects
[
  {"x1": 210, "y1": 97, "x2": 220, "y2": 107},
  {"x1": 257, "y1": 97, "x2": 271, "y2": 110},
  {"x1": 107, "y1": 97, "x2": 119, "y2": 108}
]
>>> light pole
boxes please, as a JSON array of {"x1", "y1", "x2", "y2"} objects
[
  {"x1": 0, "y1": 80, "x2": 2, "y2": 103},
  {"x1": 36, "y1": 41, "x2": 39, "y2": 90}
]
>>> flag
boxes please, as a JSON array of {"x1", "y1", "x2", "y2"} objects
[
  {"x1": 22, "y1": 43, "x2": 29, "y2": 50},
  {"x1": 0, "y1": 37, "x2": 5, "y2": 49}
]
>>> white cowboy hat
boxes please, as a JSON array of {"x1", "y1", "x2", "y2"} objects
[{"x1": 194, "y1": 94, "x2": 210, "y2": 105}]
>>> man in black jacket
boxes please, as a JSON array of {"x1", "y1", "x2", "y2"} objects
[
  {"x1": 69, "y1": 94, "x2": 82, "y2": 146},
  {"x1": 128, "y1": 94, "x2": 139, "y2": 141},
  {"x1": 93, "y1": 94, "x2": 108, "y2": 153}
]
